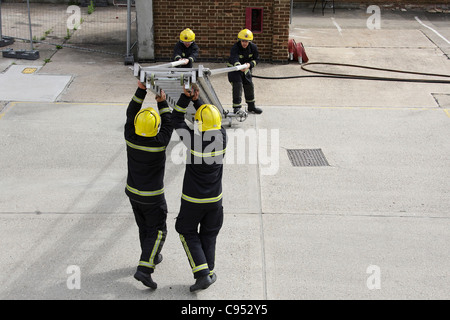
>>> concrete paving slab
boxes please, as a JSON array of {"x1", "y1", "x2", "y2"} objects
[
  {"x1": 264, "y1": 214, "x2": 450, "y2": 299},
  {"x1": 251, "y1": 64, "x2": 449, "y2": 108},
  {"x1": 209, "y1": 45, "x2": 450, "y2": 109},
  {"x1": 257, "y1": 105, "x2": 450, "y2": 216},
  {"x1": 41, "y1": 48, "x2": 137, "y2": 104},
  {"x1": 432, "y1": 93, "x2": 450, "y2": 108},
  {"x1": 2, "y1": 100, "x2": 448, "y2": 299},
  {"x1": 0, "y1": 65, "x2": 72, "y2": 102},
  {"x1": 0, "y1": 101, "x2": 128, "y2": 214},
  {"x1": 0, "y1": 213, "x2": 264, "y2": 300},
  {"x1": 290, "y1": 29, "x2": 435, "y2": 48}
]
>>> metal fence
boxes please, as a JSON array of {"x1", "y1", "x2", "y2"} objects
[{"x1": 0, "y1": 1, "x2": 136, "y2": 61}]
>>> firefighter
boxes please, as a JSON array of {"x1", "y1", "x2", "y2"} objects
[
  {"x1": 124, "y1": 81, "x2": 173, "y2": 289},
  {"x1": 227, "y1": 28, "x2": 262, "y2": 114},
  {"x1": 173, "y1": 28, "x2": 199, "y2": 68},
  {"x1": 172, "y1": 86, "x2": 227, "y2": 292}
]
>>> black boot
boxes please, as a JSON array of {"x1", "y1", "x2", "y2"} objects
[
  {"x1": 190, "y1": 274, "x2": 213, "y2": 292},
  {"x1": 247, "y1": 102, "x2": 262, "y2": 114},
  {"x1": 134, "y1": 270, "x2": 157, "y2": 289}
]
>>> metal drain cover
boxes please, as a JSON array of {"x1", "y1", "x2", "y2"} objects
[{"x1": 287, "y1": 149, "x2": 329, "y2": 167}]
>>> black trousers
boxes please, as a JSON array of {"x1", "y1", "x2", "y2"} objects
[
  {"x1": 231, "y1": 73, "x2": 255, "y2": 109},
  {"x1": 175, "y1": 199, "x2": 224, "y2": 278},
  {"x1": 129, "y1": 198, "x2": 168, "y2": 274}
]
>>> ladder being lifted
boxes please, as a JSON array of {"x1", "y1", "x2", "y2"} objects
[{"x1": 133, "y1": 60, "x2": 249, "y2": 127}]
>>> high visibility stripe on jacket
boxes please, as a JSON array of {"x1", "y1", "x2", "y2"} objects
[
  {"x1": 172, "y1": 93, "x2": 227, "y2": 205},
  {"x1": 227, "y1": 41, "x2": 260, "y2": 83},
  {"x1": 159, "y1": 107, "x2": 171, "y2": 115},
  {"x1": 132, "y1": 95, "x2": 144, "y2": 104},
  {"x1": 124, "y1": 87, "x2": 173, "y2": 204},
  {"x1": 173, "y1": 104, "x2": 187, "y2": 114},
  {"x1": 126, "y1": 140, "x2": 166, "y2": 153}
]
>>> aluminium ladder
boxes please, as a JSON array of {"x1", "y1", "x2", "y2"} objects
[{"x1": 133, "y1": 60, "x2": 249, "y2": 127}]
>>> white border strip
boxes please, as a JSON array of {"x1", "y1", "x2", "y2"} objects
[
  {"x1": 331, "y1": 17, "x2": 343, "y2": 36},
  {"x1": 415, "y1": 16, "x2": 450, "y2": 45}
]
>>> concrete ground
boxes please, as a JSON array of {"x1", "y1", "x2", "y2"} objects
[{"x1": 0, "y1": 4, "x2": 449, "y2": 300}]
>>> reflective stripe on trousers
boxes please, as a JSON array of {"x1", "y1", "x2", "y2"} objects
[
  {"x1": 126, "y1": 184, "x2": 164, "y2": 197},
  {"x1": 181, "y1": 193, "x2": 223, "y2": 204},
  {"x1": 139, "y1": 230, "x2": 164, "y2": 269},
  {"x1": 180, "y1": 234, "x2": 209, "y2": 275}
]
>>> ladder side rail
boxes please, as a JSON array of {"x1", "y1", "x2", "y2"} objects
[
  {"x1": 197, "y1": 67, "x2": 224, "y2": 114},
  {"x1": 207, "y1": 64, "x2": 248, "y2": 76},
  {"x1": 139, "y1": 60, "x2": 189, "y2": 70}
]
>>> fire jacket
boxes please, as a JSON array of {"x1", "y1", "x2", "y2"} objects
[
  {"x1": 172, "y1": 94, "x2": 227, "y2": 204},
  {"x1": 173, "y1": 41, "x2": 199, "y2": 68},
  {"x1": 227, "y1": 41, "x2": 260, "y2": 83},
  {"x1": 124, "y1": 87, "x2": 173, "y2": 204}
]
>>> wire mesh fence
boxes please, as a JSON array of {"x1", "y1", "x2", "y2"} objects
[{"x1": 0, "y1": 1, "x2": 136, "y2": 59}]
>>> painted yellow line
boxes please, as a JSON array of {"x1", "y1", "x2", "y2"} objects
[
  {"x1": 0, "y1": 102, "x2": 10, "y2": 120},
  {"x1": 444, "y1": 109, "x2": 450, "y2": 119}
]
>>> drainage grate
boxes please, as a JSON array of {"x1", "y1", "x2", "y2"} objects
[{"x1": 287, "y1": 149, "x2": 329, "y2": 167}]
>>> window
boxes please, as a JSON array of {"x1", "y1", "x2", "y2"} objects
[{"x1": 245, "y1": 7, "x2": 263, "y2": 33}]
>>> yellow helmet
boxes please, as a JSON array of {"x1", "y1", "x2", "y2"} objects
[
  {"x1": 195, "y1": 104, "x2": 222, "y2": 132},
  {"x1": 134, "y1": 107, "x2": 161, "y2": 137},
  {"x1": 238, "y1": 29, "x2": 253, "y2": 41},
  {"x1": 180, "y1": 28, "x2": 195, "y2": 42}
]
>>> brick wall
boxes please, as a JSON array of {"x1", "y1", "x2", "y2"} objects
[{"x1": 152, "y1": 0, "x2": 290, "y2": 63}]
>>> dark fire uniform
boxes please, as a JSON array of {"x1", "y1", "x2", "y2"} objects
[
  {"x1": 124, "y1": 87, "x2": 173, "y2": 275},
  {"x1": 227, "y1": 41, "x2": 260, "y2": 111},
  {"x1": 172, "y1": 93, "x2": 227, "y2": 279},
  {"x1": 173, "y1": 41, "x2": 199, "y2": 68}
]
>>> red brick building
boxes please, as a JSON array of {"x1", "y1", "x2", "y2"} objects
[{"x1": 151, "y1": 0, "x2": 291, "y2": 63}]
